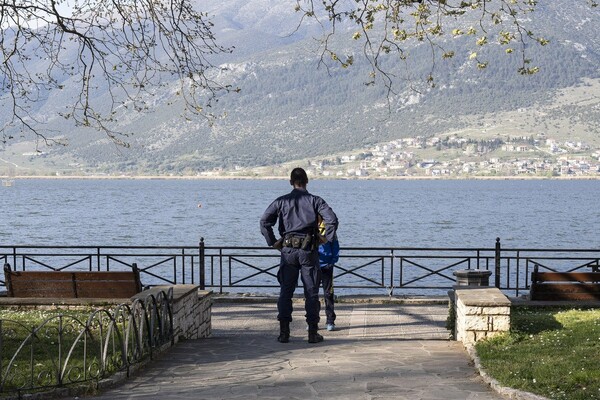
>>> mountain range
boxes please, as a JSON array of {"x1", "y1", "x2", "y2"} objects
[{"x1": 1, "y1": 0, "x2": 599, "y2": 176}]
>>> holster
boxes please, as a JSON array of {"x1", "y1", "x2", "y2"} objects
[{"x1": 301, "y1": 234, "x2": 312, "y2": 250}]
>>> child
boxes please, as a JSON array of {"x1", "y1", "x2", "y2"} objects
[{"x1": 318, "y1": 216, "x2": 339, "y2": 331}]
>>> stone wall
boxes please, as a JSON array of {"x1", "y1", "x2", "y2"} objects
[
  {"x1": 1, "y1": 285, "x2": 213, "y2": 342},
  {"x1": 132, "y1": 285, "x2": 212, "y2": 341},
  {"x1": 452, "y1": 287, "x2": 511, "y2": 345},
  {"x1": 171, "y1": 286, "x2": 212, "y2": 341}
]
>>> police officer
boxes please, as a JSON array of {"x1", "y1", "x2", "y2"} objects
[{"x1": 260, "y1": 167, "x2": 338, "y2": 343}]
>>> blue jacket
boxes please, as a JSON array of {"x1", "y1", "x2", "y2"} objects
[{"x1": 319, "y1": 237, "x2": 339, "y2": 268}]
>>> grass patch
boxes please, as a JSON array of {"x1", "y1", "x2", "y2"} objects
[
  {"x1": 0, "y1": 308, "x2": 121, "y2": 393},
  {"x1": 475, "y1": 307, "x2": 600, "y2": 400},
  {"x1": 0, "y1": 308, "x2": 94, "y2": 325}
]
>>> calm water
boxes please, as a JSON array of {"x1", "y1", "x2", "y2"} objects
[{"x1": 1, "y1": 178, "x2": 599, "y2": 249}]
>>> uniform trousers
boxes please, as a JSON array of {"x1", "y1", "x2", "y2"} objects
[
  {"x1": 277, "y1": 246, "x2": 321, "y2": 324},
  {"x1": 320, "y1": 263, "x2": 336, "y2": 324}
]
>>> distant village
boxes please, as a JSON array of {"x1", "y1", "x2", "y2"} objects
[
  {"x1": 242, "y1": 133, "x2": 600, "y2": 179},
  {"x1": 6, "y1": 133, "x2": 600, "y2": 180}
]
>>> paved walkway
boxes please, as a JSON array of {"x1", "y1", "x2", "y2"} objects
[{"x1": 86, "y1": 301, "x2": 502, "y2": 400}]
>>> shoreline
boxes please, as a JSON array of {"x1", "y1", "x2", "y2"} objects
[{"x1": 2, "y1": 174, "x2": 600, "y2": 181}]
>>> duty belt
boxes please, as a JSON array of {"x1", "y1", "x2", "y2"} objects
[{"x1": 283, "y1": 234, "x2": 314, "y2": 250}]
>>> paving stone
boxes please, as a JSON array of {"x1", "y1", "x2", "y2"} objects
[{"x1": 83, "y1": 302, "x2": 502, "y2": 400}]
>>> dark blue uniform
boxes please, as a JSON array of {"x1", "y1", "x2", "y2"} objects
[{"x1": 260, "y1": 188, "x2": 338, "y2": 325}]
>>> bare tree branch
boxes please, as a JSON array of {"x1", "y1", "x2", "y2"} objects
[
  {"x1": 1, "y1": 0, "x2": 233, "y2": 146},
  {"x1": 295, "y1": 0, "x2": 561, "y2": 98}
]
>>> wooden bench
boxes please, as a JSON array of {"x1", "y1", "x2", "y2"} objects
[
  {"x1": 530, "y1": 265, "x2": 600, "y2": 301},
  {"x1": 3, "y1": 263, "x2": 143, "y2": 299}
]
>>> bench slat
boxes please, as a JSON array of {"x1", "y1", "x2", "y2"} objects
[
  {"x1": 533, "y1": 272, "x2": 600, "y2": 283},
  {"x1": 9, "y1": 279, "x2": 76, "y2": 298},
  {"x1": 531, "y1": 283, "x2": 600, "y2": 293},
  {"x1": 529, "y1": 291, "x2": 600, "y2": 301},
  {"x1": 70, "y1": 271, "x2": 139, "y2": 281},
  {"x1": 5, "y1": 271, "x2": 74, "y2": 280},
  {"x1": 5, "y1": 271, "x2": 76, "y2": 298},
  {"x1": 76, "y1": 281, "x2": 141, "y2": 298}
]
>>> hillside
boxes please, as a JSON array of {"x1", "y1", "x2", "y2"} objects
[{"x1": 0, "y1": 0, "x2": 599, "y2": 176}]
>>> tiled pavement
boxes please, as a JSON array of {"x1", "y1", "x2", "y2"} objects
[{"x1": 85, "y1": 301, "x2": 502, "y2": 400}]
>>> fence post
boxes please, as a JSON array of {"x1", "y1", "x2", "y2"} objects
[
  {"x1": 97, "y1": 247, "x2": 101, "y2": 271},
  {"x1": 199, "y1": 237, "x2": 205, "y2": 290},
  {"x1": 494, "y1": 237, "x2": 501, "y2": 288},
  {"x1": 389, "y1": 249, "x2": 394, "y2": 297},
  {"x1": 12, "y1": 246, "x2": 17, "y2": 271}
]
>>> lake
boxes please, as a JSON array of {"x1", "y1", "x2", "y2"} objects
[{"x1": 1, "y1": 178, "x2": 599, "y2": 250}]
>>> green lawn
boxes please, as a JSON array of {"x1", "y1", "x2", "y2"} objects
[
  {"x1": 0, "y1": 308, "x2": 122, "y2": 393},
  {"x1": 476, "y1": 307, "x2": 600, "y2": 400}
]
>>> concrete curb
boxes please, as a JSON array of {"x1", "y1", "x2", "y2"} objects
[{"x1": 466, "y1": 345, "x2": 550, "y2": 400}]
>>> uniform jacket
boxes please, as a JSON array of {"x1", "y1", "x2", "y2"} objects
[{"x1": 260, "y1": 188, "x2": 338, "y2": 246}]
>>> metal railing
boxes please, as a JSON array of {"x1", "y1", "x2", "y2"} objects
[
  {"x1": 1, "y1": 239, "x2": 599, "y2": 296},
  {"x1": 0, "y1": 289, "x2": 173, "y2": 396},
  {"x1": 0, "y1": 245, "x2": 202, "y2": 289},
  {"x1": 202, "y1": 239, "x2": 600, "y2": 296}
]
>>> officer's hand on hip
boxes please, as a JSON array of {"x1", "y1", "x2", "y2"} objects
[{"x1": 273, "y1": 238, "x2": 284, "y2": 251}]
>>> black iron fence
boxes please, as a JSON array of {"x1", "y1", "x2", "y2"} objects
[
  {"x1": 0, "y1": 289, "x2": 173, "y2": 395},
  {"x1": 1, "y1": 239, "x2": 599, "y2": 296}
]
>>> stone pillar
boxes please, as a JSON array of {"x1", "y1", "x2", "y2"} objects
[
  {"x1": 169, "y1": 286, "x2": 213, "y2": 341},
  {"x1": 141, "y1": 285, "x2": 213, "y2": 342},
  {"x1": 453, "y1": 287, "x2": 510, "y2": 345},
  {"x1": 196, "y1": 290, "x2": 213, "y2": 339}
]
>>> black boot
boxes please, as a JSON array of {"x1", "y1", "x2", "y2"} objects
[
  {"x1": 278, "y1": 321, "x2": 290, "y2": 343},
  {"x1": 308, "y1": 323, "x2": 323, "y2": 343}
]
